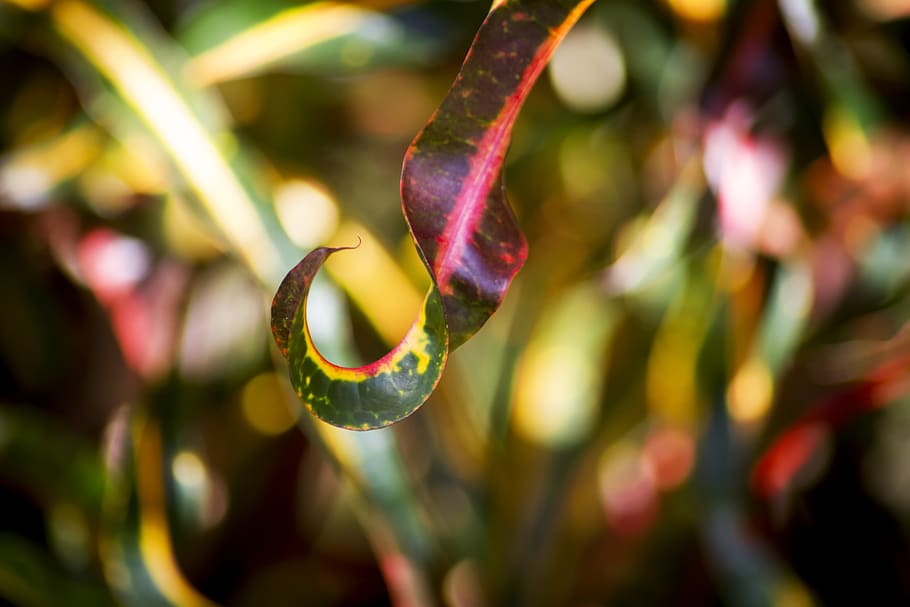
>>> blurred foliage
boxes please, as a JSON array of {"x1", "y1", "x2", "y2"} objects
[{"x1": 1, "y1": 0, "x2": 910, "y2": 605}]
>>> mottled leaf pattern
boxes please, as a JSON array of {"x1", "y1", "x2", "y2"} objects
[
  {"x1": 403, "y1": 0, "x2": 595, "y2": 347},
  {"x1": 272, "y1": 0, "x2": 594, "y2": 429}
]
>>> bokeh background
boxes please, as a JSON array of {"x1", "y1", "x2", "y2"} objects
[{"x1": 2, "y1": 0, "x2": 910, "y2": 605}]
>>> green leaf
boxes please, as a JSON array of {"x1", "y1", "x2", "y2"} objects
[
  {"x1": 273, "y1": 0, "x2": 596, "y2": 430},
  {"x1": 272, "y1": 244, "x2": 448, "y2": 429},
  {"x1": 49, "y1": 0, "x2": 299, "y2": 285},
  {"x1": 179, "y1": 0, "x2": 442, "y2": 85}
]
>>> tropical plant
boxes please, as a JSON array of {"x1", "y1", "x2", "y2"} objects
[{"x1": 2, "y1": 0, "x2": 910, "y2": 605}]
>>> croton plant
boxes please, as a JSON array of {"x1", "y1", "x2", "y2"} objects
[{"x1": 272, "y1": 0, "x2": 594, "y2": 429}]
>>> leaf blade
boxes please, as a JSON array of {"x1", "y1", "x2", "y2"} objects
[
  {"x1": 275, "y1": 0, "x2": 595, "y2": 429},
  {"x1": 273, "y1": 247, "x2": 448, "y2": 429},
  {"x1": 403, "y1": 0, "x2": 595, "y2": 346}
]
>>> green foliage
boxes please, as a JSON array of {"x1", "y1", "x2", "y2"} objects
[{"x1": 3, "y1": 0, "x2": 910, "y2": 605}]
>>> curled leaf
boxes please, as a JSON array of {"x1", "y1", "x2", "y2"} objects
[
  {"x1": 272, "y1": 0, "x2": 595, "y2": 429},
  {"x1": 272, "y1": 244, "x2": 448, "y2": 429}
]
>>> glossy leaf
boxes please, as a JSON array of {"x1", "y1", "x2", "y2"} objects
[
  {"x1": 272, "y1": 244, "x2": 448, "y2": 429},
  {"x1": 403, "y1": 0, "x2": 596, "y2": 347},
  {"x1": 273, "y1": 0, "x2": 595, "y2": 429}
]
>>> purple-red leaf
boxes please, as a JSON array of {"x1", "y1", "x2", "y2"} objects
[
  {"x1": 403, "y1": 0, "x2": 594, "y2": 346},
  {"x1": 272, "y1": 0, "x2": 595, "y2": 429}
]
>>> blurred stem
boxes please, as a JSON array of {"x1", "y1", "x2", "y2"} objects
[
  {"x1": 315, "y1": 421, "x2": 436, "y2": 606},
  {"x1": 501, "y1": 450, "x2": 580, "y2": 605},
  {"x1": 132, "y1": 414, "x2": 219, "y2": 607}
]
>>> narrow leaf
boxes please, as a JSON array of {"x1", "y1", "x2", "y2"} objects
[
  {"x1": 403, "y1": 0, "x2": 594, "y2": 347},
  {"x1": 273, "y1": 0, "x2": 595, "y2": 429},
  {"x1": 272, "y1": 245, "x2": 448, "y2": 429},
  {"x1": 182, "y1": 1, "x2": 439, "y2": 86}
]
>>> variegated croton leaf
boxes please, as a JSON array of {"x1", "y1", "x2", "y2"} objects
[{"x1": 272, "y1": 0, "x2": 595, "y2": 429}]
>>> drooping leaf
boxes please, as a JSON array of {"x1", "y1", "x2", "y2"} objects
[
  {"x1": 402, "y1": 0, "x2": 594, "y2": 347},
  {"x1": 272, "y1": 0, "x2": 596, "y2": 429}
]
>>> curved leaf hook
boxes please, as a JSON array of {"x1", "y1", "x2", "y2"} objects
[{"x1": 272, "y1": 0, "x2": 596, "y2": 429}]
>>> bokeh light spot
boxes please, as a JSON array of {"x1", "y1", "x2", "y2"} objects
[
  {"x1": 275, "y1": 179, "x2": 339, "y2": 249},
  {"x1": 667, "y1": 0, "x2": 726, "y2": 22},
  {"x1": 513, "y1": 344, "x2": 598, "y2": 447},
  {"x1": 442, "y1": 560, "x2": 484, "y2": 607},
  {"x1": 549, "y1": 23, "x2": 626, "y2": 113},
  {"x1": 172, "y1": 451, "x2": 206, "y2": 490},
  {"x1": 643, "y1": 426, "x2": 695, "y2": 490},
  {"x1": 824, "y1": 106, "x2": 872, "y2": 180},
  {"x1": 242, "y1": 372, "x2": 299, "y2": 436},
  {"x1": 598, "y1": 443, "x2": 659, "y2": 536},
  {"x1": 727, "y1": 357, "x2": 774, "y2": 423},
  {"x1": 77, "y1": 229, "x2": 151, "y2": 301}
]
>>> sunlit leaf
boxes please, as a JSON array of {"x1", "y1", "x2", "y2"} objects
[
  {"x1": 181, "y1": 0, "x2": 441, "y2": 85},
  {"x1": 49, "y1": 0, "x2": 298, "y2": 285},
  {"x1": 273, "y1": 0, "x2": 596, "y2": 429}
]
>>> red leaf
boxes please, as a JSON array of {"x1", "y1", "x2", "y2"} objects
[
  {"x1": 403, "y1": 0, "x2": 594, "y2": 347},
  {"x1": 272, "y1": 0, "x2": 595, "y2": 429}
]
